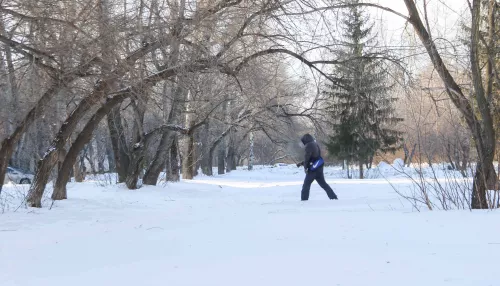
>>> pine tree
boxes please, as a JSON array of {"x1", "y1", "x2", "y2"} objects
[{"x1": 325, "y1": 1, "x2": 403, "y2": 179}]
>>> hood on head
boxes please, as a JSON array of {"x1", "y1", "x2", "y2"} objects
[{"x1": 301, "y1": 133, "x2": 315, "y2": 145}]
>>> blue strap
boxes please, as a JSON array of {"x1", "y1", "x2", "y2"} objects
[{"x1": 309, "y1": 157, "x2": 324, "y2": 171}]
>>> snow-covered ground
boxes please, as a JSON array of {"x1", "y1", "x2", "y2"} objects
[{"x1": 1, "y1": 163, "x2": 499, "y2": 286}]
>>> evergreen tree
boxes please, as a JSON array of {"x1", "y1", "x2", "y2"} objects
[{"x1": 324, "y1": 1, "x2": 403, "y2": 179}]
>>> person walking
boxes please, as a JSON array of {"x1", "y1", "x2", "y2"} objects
[{"x1": 297, "y1": 134, "x2": 338, "y2": 201}]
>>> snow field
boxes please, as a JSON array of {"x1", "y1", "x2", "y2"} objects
[{"x1": 0, "y1": 164, "x2": 499, "y2": 286}]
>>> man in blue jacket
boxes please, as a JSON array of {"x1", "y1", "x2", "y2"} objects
[{"x1": 297, "y1": 133, "x2": 338, "y2": 201}]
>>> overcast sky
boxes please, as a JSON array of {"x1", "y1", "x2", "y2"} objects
[
  {"x1": 372, "y1": 0, "x2": 469, "y2": 46},
  {"x1": 284, "y1": 0, "x2": 472, "y2": 99}
]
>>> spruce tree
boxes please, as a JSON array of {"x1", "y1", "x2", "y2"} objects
[{"x1": 325, "y1": 1, "x2": 403, "y2": 179}]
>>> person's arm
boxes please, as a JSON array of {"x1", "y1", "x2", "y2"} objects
[{"x1": 296, "y1": 161, "x2": 304, "y2": 167}]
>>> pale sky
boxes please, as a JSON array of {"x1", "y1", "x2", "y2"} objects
[
  {"x1": 373, "y1": 0, "x2": 469, "y2": 44},
  {"x1": 283, "y1": 0, "x2": 472, "y2": 91}
]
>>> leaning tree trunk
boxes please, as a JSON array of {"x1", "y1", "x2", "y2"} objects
[
  {"x1": 142, "y1": 90, "x2": 184, "y2": 185},
  {"x1": 0, "y1": 82, "x2": 68, "y2": 194},
  {"x1": 143, "y1": 131, "x2": 172, "y2": 184},
  {"x1": 0, "y1": 30, "x2": 99, "y2": 194},
  {"x1": 27, "y1": 20, "x2": 154, "y2": 205},
  {"x1": 48, "y1": 61, "x2": 212, "y2": 204},
  {"x1": 142, "y1": 84, "x2": 185, "y2": 185},
  {"x1": 404, "y1": 0, "x2": 496, "y2": 209},
  {"x1": 142, "y1": 0, "x2": 186, "y2": 184},
  {"x1": 51, "y1": 93, "x2": 129, "y2": 201},
  {"x1": 49, "y1": 42, "x2": 152, "y2": 198},
  {"x1": 28, "y1": 152, "x2": 60, "y2": 206},
  {"x1": 27, "y1": 79, "x2": 113, "y2": 207},
  {"x1": 52, "y1": 89, "x2": 188, "y2": 197}
]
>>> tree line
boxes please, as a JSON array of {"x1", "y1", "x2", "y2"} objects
[{"x1": 0, "y1": 0, "x2": 498, "y2": 209}]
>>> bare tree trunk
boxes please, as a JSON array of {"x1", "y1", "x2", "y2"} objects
[
  {"x1": 142, "y1": 0, "x2": 185, "y2": 185},
  {"x1": 404, "y1": 0, "x2": 496, "y2": 209},
  {"x1": 200, "y1": 121, "x2": 212, "y2": 176},
  {"x1": 205, "y1": 126, "x2": 235, "y2": 176},
  {"x1": 73, "y1": 162, "x2": 83, "y2": 183},
  {"x1": 143, "y1": 86, "x2": 184, "y2": 185},
  {"x1": 0, "y1": 27, "x2": 98, "y2": 182},
  {"x1": 226, "y1": 129, "x2": 237, "y2": 172},
  {"x1": 125, "y1": 144, "x2": 145, "y2": 189},
  {"x1": 40, "y1": 60, "x2": 213, "y2": 204},
  {"x1": 52, "y1": 94, "x2": 129, "y2": 201},
  {"x1": 167, "y1": 136, "x2": 180, "y2": 182},
  {"x1": 144, "y1": 131, "x2": 170, "y2": 184},
  {"x1": 142, "y1": 84, "x2": 172, "y2": 185},
  {"x1": 359, "y1": 160, "x2": 364, "y2": 179},
  {"x1": 52, "y1": 91, "x2": 185, "y2": 196},
  {"x1": 248, "y1": 131, "x2": 255, "y2": 171},
  {"x1": 446, "y1": 143, "x2": 456, "y2": 170},
  {"x1": 123, "y1": 96, "x2": 148, "y2": 188},
  {"x1": 0, "y1": 82, "x2": 71, "y2": 194},
  {"x1": 217, "y1": 141, "x2": 226, "y2": 174},
  {"x1": 73, "y1": 154, "x2": 85, "y2": 183},
  {"x1": 13, "y1": 134, "x2": 27, "y2": 169},
  {"x1": 403, "y1": 143, "x2": 409, "y2": 166},
  {"x1": 0, "y1": 17, "x2": 19, "y2": 134},
  {"x1": 182, "y1": 124, "x2": 195, "y2": 180},
  {"x1": 106, "y1": 141, "x2": 115, "y2": 172},
  {"x1": 123, "y1": 96, "x2": 150, "y2": 189},
  {"x1": 469, "y1": 0, "x2": 496, "y2": 208},
  {"x1": 86, "y1": 142, "x2": 97, "y2": 174},
  {"x1": 107, "y1": 101, "x2": 129, "y2": 182},
  {"x1": 226, "y1": 145, "x2": 236, "y2": 172},
  {"x1": 346, "y1": 159, "x2": 351, "y2": 179},
  {"x1": 203, "y1": 145, "x2": 215, "y2": 176},
  {"x1": 28, "y1": 153, "x2": 59, "y2": 206},
  {"x1": 26, "y1": 72, "x2": 118, "y2": 207},
  {"x1": 407, "y1": 143, "x2": 417, "y2": 167},
  {"x1": 96, "y1": 133, "x2": 106, "y2": 173},
  {"x1": 194, "y1": 140, "x2": 201, "y2": 177}
]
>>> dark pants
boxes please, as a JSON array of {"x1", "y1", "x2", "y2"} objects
[{"x1": 301, "y1": 166, "x2": 337, "y2": 201}]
